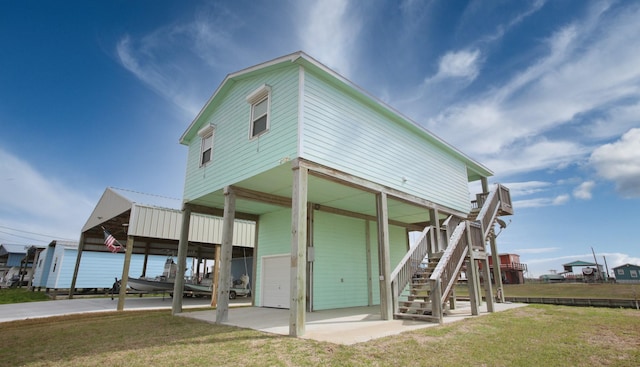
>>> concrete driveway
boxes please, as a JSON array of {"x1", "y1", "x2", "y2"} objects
[{"x1": 181, "y1": 301, "x2": 527, "y2": 345}]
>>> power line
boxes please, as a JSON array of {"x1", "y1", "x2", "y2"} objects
[
  {"x1": 0, "y1": 230, "x2": 50, "y2": 244},
  {"x1": 0, "y1": 225, "x2": 76, "y2": 241}
]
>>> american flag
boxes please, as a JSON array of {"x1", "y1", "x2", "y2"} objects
[{"x1": 103, "y1": 228, "x2": 123, "y2": 253}]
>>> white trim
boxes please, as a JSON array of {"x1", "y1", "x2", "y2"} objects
[
  {"x1": 197, "y1": 123, "x2": 215, "y2": 137},
  {"x1": 246, "y1": 84, "x2": 271, "y2": 103}
]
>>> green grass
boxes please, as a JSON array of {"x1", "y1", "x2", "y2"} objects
[
  {"x1": 0, "y1": 288, "x2": 50, "y2": 304},
  {"x1": 1, "y1": 305, "x2": 639, "y2": 366}
]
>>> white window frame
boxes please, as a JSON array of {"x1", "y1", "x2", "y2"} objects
[
  {"x1": 631, "y1": 270, "x2": 638, "y2": 278},
  {"x1": 617, "y1": 269, "x2": 625, "y2": 275},
  {"x1": 198, "y1": 123, "x2": 215, "y2": 167},
  {"x1": 246, "y1": 84, "x2": 271, "y2": 139}
]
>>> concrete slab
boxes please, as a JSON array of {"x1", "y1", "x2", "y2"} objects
[
  {"x1": 181, "y1": 301, "x2": 527, "y2": 345},
  {"x1": 0, "y1": 296, "x2": 250, "y2": 323}
]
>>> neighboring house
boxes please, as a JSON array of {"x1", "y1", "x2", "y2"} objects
[
  {"x1": 32, "y1": 240, "x2": 170, "y2": 290},
  {"x1": 176, "y1": 51, "x2": 513, "y2": 336},
  {"x1": 70, "y1": 187, "x2": 256, "y2": 309},
  {"x1": 562, "y1": 260, "x2": 606, "y2": 281},
  {"x1": 487, "y1": 254, "x2": 527, "y2": 284},
  {"x1": 0, "y1": 243, "x2": 43, "y2": 287},
  {"x1": 613, "y1": 264, "x2": 640, "y2": 284}
]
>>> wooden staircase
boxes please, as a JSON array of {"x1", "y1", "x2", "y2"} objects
[
  {"x1": 395, "y1": 256, "x2": 440, "y2": 321},
  {"x1": 391, "y1": 183, "x2": 513, "y2": 323}
]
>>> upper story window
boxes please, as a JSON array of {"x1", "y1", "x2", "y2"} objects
[
  {"x1": 246, "y1": 84, "x2": 271, "y2": 139},
  {"x1": 198, "y1": 123, "x2": 215, "y2": 167}
]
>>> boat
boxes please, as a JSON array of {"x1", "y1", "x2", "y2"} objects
[{"x1": 127, "y1": 276, "x2": 174, "y2": 292}]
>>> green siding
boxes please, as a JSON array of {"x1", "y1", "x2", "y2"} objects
[
  {"x1": 312, "y1": 212, "x2": 408, "y2": 310},
  {"x1": 301, "y1": 69, "x2": 471, "y2": 213},
  {"x1": 367, "y1": 221, "x2": 408, "y2": 305},
  {"x1": 254, "y1": 208, "x2": 292, "y2": 306},
  {"x1": 183, "y1": 65, "x2": 300, "y2": 201},
  {"x1": 312, "y1": 211, "x2": 368, "y2": 310}
]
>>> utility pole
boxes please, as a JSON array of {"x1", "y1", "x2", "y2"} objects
[
  {"x1": 591, "y1": 247, "x2": 601, "y2": 281},
  {"x1": 603, "y1": 255, "x2": 610, "y2": 282}
]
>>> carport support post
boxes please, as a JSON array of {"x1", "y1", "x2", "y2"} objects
[
  {"x1": 211, "y1": 244, "x2": 221, "y2": 307},
  {"x1": 117, "y1": 236, "x2": 135, "y2": 311},
  {"x1": 216, "y1": 186, "x2": 236, "y2": 324},
  {"x1": 376, "y1": 192, "x2": 393, "y2": 321},
  {"x1": 69, "y1": 233, "x2": 85, "y2": 299},
  {"x1": 172, "y1": 205, "x2": 191, "y2": 315},
  {"x1": 290, "y1": 163, "x2": 308, "y2": 336}
]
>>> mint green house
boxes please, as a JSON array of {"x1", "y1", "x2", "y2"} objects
[{"x1": 172, "y1": 52, "x2": 513, "y2": 336}]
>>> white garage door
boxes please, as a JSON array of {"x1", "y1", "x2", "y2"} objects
[{"x1": 262, "y1": 255, "x2": 290, "y2": 309}]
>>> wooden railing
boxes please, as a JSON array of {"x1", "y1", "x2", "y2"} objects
[
  {"x1": 391, "y1": 226, "x2": 433, "y2": 302},
  {"x1": 469, "y1": 222, "x2": 484, "y2": 252},
  {"x1": 475, "y1": 186, "x2": 499, "y2": 241},
  {"x1": 429, "y1": 222, "x2": 469, "y2": 322},
  {"x1": 497, "y1": 184, "x2": 513, "y2": 215}
]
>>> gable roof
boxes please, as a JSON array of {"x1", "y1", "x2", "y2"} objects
[
  {"x1": 563, "y1": 260, "x2": 597, "y2": 267},
  {"x1": 81, "y1": 187, "x2": 182, "y2": 233},
  {"x1": 0, "y1": 244, "x2": 29, "y2": 256},
  {"x1": 612, "y1": 263, "x2": 640, "y2": 270},
  {"x1": 180, "y1": 51, "x2": 492, "y2": 181}
]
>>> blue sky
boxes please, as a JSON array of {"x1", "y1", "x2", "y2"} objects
[{"x1": 1, "y1": 0, "x2": 638, "y2": 277}]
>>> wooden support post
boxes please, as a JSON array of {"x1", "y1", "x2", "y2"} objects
[
  {"x1": 306, "y1": 202, "x2": 314, "y2": 312},
  {"x1": 428, "y1": 208, "x2": 441, "y2": 254},
  {"x1": 211, "y1": 244, "x2": 221, "y2": 307},
  {"x1": 117, "y1": 236, "x2": 135, "y2": 311},
  {"x1": 290, "y1": 164, "x2": 308, "y2": 336},
  {"x1": 172, "y1": 205, "x2": 191, "y2": 315},
  {"x1": 489, "y1": 234, "x2": 504, "y2": 303},
  {"x1": 250, "y1": 221, "x2": 259, "y2": 307},
  {"x1": 365, "y1": 221, "x2": 373, "y2": 307},
  {"x1": 467, "y1": 258, "x2": 479, "y2": 316},
  {"x1": 376, "y1": 192, "x2": 393, "y2": 321},
  {"x1": 216, "y1": 187, "x2": 236, "y2": 324},
  {"x1": 69, "y1": 233, "x2": 85, "y2": 299},
  {"x1": 482, "y1": 257, "x2": 495, "y2": 312},
  {"x1": 141, "y1": 242, "x2": 150, "y2": 277},
  {"x1": 431, "y1": 278, "x2": 444, "y2": 324}
]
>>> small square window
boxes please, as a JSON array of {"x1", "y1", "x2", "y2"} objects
[
  {"x1": 631, "y1": 270, "x2": 638, "y2": 278},
  {"x1": 617, "y1": 269, "x2": 625, "y2": 275}
]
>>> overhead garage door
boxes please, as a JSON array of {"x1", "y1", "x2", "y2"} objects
[{"x1": 262, "y1": 255, "x2": 290, "y2": 309}]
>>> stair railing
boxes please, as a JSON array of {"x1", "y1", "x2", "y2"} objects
[
  {"x1": 390, "y1": 226, "x2": 433, "y2": 312},
  {"x1": 475, "y1": 185, "x2": 500, "y2": 240},
  {"x1": 429, "y1": 221, "x2": 469, "y2": 322}
]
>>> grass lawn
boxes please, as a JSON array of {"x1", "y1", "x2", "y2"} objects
[
  {"x1": 0, "y1": 288, "x2": 49, "y2": 304},
  {"x1": 1, "y1": 305, "x2": 639, "y2": 367}
]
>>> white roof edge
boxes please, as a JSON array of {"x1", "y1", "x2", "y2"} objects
[{"x1": 180, "y1": 51, "x2": 492, "y2": 176}]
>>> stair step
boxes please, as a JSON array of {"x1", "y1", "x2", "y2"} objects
[
  {"x1": 408, "y1": 295, "x2": 429, "y2": 302},
  {"x1": 400, "y1": 300, "x2": 430, "y2": 308}
]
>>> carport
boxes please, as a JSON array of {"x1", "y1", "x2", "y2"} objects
[{"x1": 69, "y1": 187, "x2": 256, "y2": 310}]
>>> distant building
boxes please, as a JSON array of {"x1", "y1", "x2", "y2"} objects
[
  {"x1": 562, "y1": 260, "x2": 605, "y2": 281},
  {"x1": 487, "y1": 254, "x2": 527, "y2": 284},
  {"x1": 612, "y1": 264, "x2": 640, "y2": 284},
  {"x1": 0, "y1": 243, "x2": 44, "y2": 287}
]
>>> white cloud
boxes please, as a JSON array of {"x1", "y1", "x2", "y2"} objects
[
  {"x1": 423, "y1": 3, "x2": 640, "y2": 182},
  {"x1": 514, "y1": 194, "x2": 569, "y2": 209},
  {"x1": 590, "y1": 128, "x2": 640, "y2": 197},
  {"x1": 502, "y1": 181, "x2": 551, "y2": 197},
  {"x1": 435, "y1": 49, "x2": 481, "y2": 80},
  {"x1": 297, "y1": 0, "x2": 361, "y2": 77},
  {"x1": 573, "y1": 181, "x2": 595, "y2": 200},
  {"x1": 0, "y1": 149, "x2": 94, "y2": 242},
  {"x1": 512, "y1": 247, "x2": 560, "y2": 254}
]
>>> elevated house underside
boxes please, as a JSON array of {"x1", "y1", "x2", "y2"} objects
[{"x1": 174, "y1": 157, "x2": 513, "y2": 336}]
